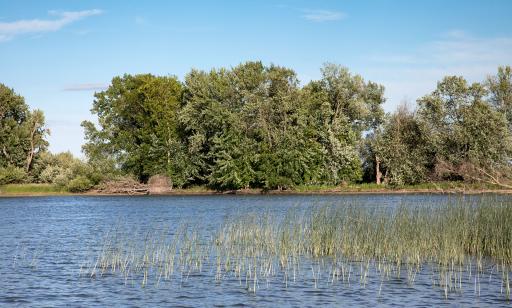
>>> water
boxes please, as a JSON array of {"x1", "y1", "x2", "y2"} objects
[{"x1": 1, "y1": 194, "x2": 511, "y2": 307}]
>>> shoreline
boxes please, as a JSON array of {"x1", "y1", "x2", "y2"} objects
[{"x1": 2, "y1": 187, "x2": 512, "y2": 197}]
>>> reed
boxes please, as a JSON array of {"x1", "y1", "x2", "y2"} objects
[{"x1": 82, "y1": 199, "x2": 512, "y2": 299}]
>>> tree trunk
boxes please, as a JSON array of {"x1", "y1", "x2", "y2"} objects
[
  {"x1": 2, "y1": 145, "x2": 13, "y2": 164},
  {"x1": 375, "y1": 156, "x2": 382, "y2": 185},
  {"x1": 25, "y1": 120, "x2": 39, "y2": 172}
]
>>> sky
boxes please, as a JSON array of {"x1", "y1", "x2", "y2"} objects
[{"x1": 1, "y1": 0, "x2": 512, "y2": 156}]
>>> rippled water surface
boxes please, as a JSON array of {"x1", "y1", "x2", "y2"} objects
[{"x1": 1, "y1": 194, "x2": 511, "y2": 307}]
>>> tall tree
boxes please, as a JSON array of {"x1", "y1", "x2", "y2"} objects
[
  {"x1": 0, "y1": 84, "x2": 48, "y2": 172},
  {"x1": 417, "y1": 76, "x2": 512, "y2": 183},
  {"x1": 302, "y1": 64, "x2": 385, "y2": 184},
  {"x1": 81, "y1": 74, "x2": 186, "y2": 184},
  {"x1": 487, "y1": 66, "x2": 512, "y2": 131},
  {"x1": 371, "y1": 104, "x2": 432, "y2": 185},
  {"x1": 179, "y1": 67, "x2": 236, "y2": 185},
  {"x1": 80, "y1": 62, "x2": 386, "y2": 189},
  {"x1": 24, "y1": 110, "x2": 47, "y2": 172}
]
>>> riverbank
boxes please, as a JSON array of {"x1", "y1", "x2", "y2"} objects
[
  {"x1": 2, "y1": 182, "x2": 512, "y2": 197},
  {"x1": 0, "y1": 184, "x2": 70, "y2": 196}
]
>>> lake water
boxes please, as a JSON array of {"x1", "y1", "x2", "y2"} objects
[{"x1": 1, "y1": 194, "x2": 511, "y2": 307}]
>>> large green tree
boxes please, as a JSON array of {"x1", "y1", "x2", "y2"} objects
[
  {"x1": 302, "y1": 64, "x2": 385, "y2": 184},
  {"x1": 0, "y1": 84, "x2": 48, "y2": 174},
  {"x1": 81, "y1": 74, "x2": 188, "y2": 184},
  {"x1": 180, "y1": 62, "x2": 310, "y2": 189},
  {"x1": 487, "y1": 66, "x2": 512, "y2": 131},
  {"x1": 365, "y1": 73, "x2": 512, "y2": 186},
  {"x1": 417, "y1": 76, "x2": 512, "y2": 183},
  {"x1": 369, "y1": 104, "x2": 432, "y2": 185},
  {"x1": 82, "y1": 62, "x2": 386, "y2": 190},
  {"x1": 179, "y1": 62, "x2": 374, "y2": 190}
]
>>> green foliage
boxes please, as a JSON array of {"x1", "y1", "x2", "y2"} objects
[
  {"x1": 0, "y1": 165, "x2": 28, "y2": 184},
  {"x1": 29, "y1": 151, "x2": 103, "y2": 192},
  {"x1": 5, "y1": 63, "x2": 512, "y2": 191},
  {"x1": 80, "y1": 62, "x2": 383, "y2": 190},
  {"x1": 372, "y1": 105, "x2": 432, "y2": 185},
  {"x1": 82, "y1": 74, "x2": 186, "y2": 183},
  {"x1": 178, "y1": 62, "x2": 382, "y2": 189},
  {"x1": 2, "y1": 62, "x2": 505, "y2": 191},
  {"x1": 0, "y1": 84, "x2": 48, "y2": 173},
  {"x1": 417, "y1": 76, "x2": 512, "y2": 180},
  {"x1": 301, "y1": 64, "x2": 385, "y2": 184},
  {"x1": 208, "y1": 131, "x2": 256, "y2": 190},
  {"x1": 66, "y1": 176, "x2": 94, "y2": 193},
  {"x1": 366, "y1": 72, "x2": 512, "y2": 186},
  {"x1": 487, "y1": 66, "x2": 512, "y2": 131}
]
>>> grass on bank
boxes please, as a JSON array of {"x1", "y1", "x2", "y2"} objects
[
  {"x1": 1, "y1": 181, "x2": 509, "y2": 196},
  {"x1": 0, "y1": 183, "x2": 67, "y2": 195}
]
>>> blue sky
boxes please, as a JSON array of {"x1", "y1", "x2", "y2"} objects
[{"x1": 1, "y1": 0, "x2": 512, "y2": 156}]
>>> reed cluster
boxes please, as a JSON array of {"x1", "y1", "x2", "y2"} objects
[{"x1": 82, "y1": 199, "x2": 512, "y2": 299}]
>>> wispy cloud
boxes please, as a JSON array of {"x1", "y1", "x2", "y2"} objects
[
  {"x1": 302, "y1": 9, "x2": 345, "y2": 22},
  {"x1": 0, "y1": 9, "x2": 102, "y2": 42},
  {"x1": 63, "y1": 83, "x2": 108, "y2": 92},
  {"x1": 365, "y1": 31, "x2": 512, "y2": 111},
  {"x1": 370, "y1": 30, "x2": 512, "y2": 71}
]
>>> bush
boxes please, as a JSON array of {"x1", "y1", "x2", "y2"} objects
[
  {"x1": 66, "y1": 176, "x2": 93, "y2": 192},
  {"x1": 0, "y1": 165, "x2": 28, "y2": 185},
  {"x1": 39, "y1": 165, "x2": 62, "y2": 183},
  {"x1": 53, "y1": 168, "x2": 74, "y2": 187}
]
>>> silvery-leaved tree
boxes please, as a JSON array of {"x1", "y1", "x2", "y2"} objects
[
  {"x1": 0, "y1": 84, "x2": 48, "y2": 183},
  {"x1": 415, "y1": 76, "x2": 512, "y2": 186},
  {"x1": 487, "y1": 66, "x2": 512, "y2": 132}
]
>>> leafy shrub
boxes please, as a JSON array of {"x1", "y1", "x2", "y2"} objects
[
  {"x1": 39, "y1": 165, "x2": 62, "y2": 183},
  {"x1": 0, "y1": 165, "x2": 28, "y2": 185},
  {"x1": 53, "y1": 168, "x2": 74, "y2": 187},
  {"x1": 66, "y1": 176, "x2": 93, "y2": 192}
]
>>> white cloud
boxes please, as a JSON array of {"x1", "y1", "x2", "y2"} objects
[
  {"x1": 302, "y1": 9, "x2": 345, "y2": 22},
  {"x1": 0, "y1": 9, "x2": 102, "y2": 42},
  {"x1": 365, "y1": 31, "x2": 512, "y2": 111},
  {"x1": 63, "y1": 83, "x2": 108, "y2": 92}
]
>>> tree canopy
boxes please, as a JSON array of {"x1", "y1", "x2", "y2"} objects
[
  {"x1": 0, "y1": 83, "x2": 48, "y2": 183},
  {"x1": 82, "y1": 62, "x2": 386, "y2": 189},
  {"x1": 368, "y1": 68, "x2": 512, "y2": 186},
  {"x1": 81, "y1": 74, "x2": 184, "y2": 184},
  {"x1": 3, "y1": 63, "x2": 511, "y2": 191}
]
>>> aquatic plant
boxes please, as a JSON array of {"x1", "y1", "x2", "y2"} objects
[{"x1": 82, "y1": 199, "x2": 512, "y2": 299}]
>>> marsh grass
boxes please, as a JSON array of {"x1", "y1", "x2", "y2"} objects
[
  {"x1": 0, "y1": 184, "x2": 65, "y2": 195},
  {"x1": 82, "y1": 200, "x2": 512, "y2": 299}
]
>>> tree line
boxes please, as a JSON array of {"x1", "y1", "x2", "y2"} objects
[
  {"x1": 1, "y1": 62, "x2": 511, "y2": 191},
  {"x1": 0, "y1": 83, "x2": 101, "y2": 191}
]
